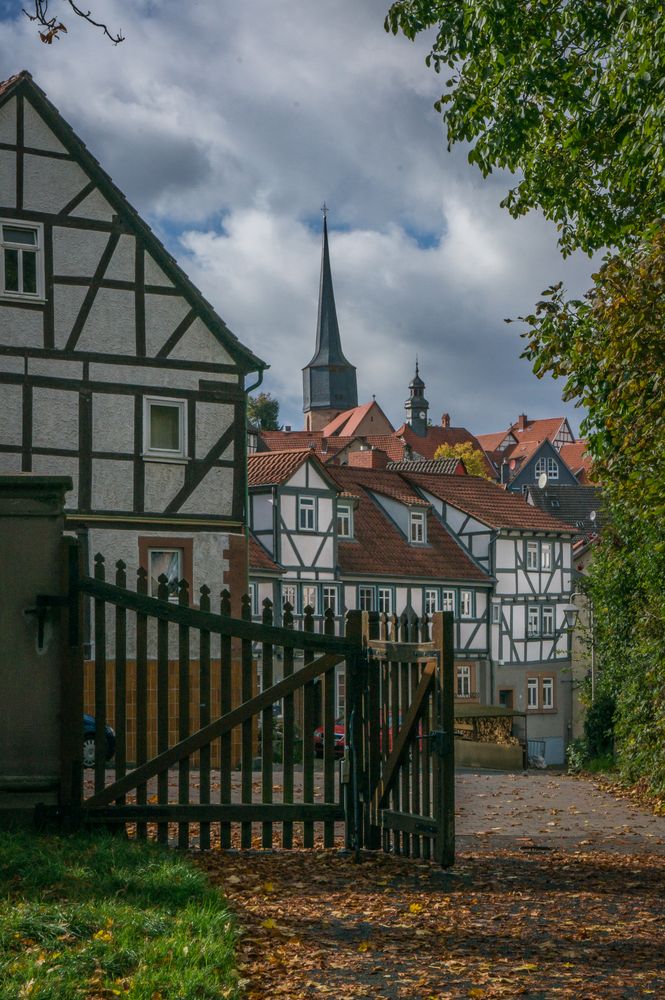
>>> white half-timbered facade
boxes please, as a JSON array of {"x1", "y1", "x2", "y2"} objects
[{"x1": 0, "y1": 71, "x2": 266, "y2": 606}]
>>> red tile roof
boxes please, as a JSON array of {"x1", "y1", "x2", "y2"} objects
[
  {"x1": 476, "y1": 431, "x2": 514, "y2": 451},
  {"x1": 395, "y1": 424, "x2": 497, "y2": 477},
  {"x1": 508, "y1": 416, "x2": 568, "y2": 442},
  {"x1": 0, "y1": 71, "x2": 29, "y2": 99},
  {"x1": 259, "y1": 431, "x2": 347, "y2": 462},
  {"x1": 560, "y1": 441, "x2": 595, "y2": 483},
  {"x1": 248, "y1": 533, "x2": 283, "y2": 574},
  {"x1": 404, "y1": 473, "x2": 576, "y2": 533},
  {"x1": 248, "y1": 450, "x2": 313, "y2": 486},
  {"x1": 327, "y1": 467, "x2": 489, "y2": 582}
]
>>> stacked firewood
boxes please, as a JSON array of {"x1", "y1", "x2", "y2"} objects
[{"x1": 454, "y1": 716, "x2": 519, "y2": 746}]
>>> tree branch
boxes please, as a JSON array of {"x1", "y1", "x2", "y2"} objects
[{"x1": 23, "y1": 0, "x2": 124, "y2": 44}]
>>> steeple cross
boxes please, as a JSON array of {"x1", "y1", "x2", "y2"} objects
[{"x1": 321, "y1": 202, "x2": 329, "y2": 218}]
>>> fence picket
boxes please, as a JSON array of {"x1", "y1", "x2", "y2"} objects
[
  {"x1": 302, "y1": 604, "x2": 315, "y2": 849},
  {"x1": 323, "y1": 607, "x2": 336, "y2": 848},
  {"x1": 240, "y1": 593, "x2": 253, "y2": 850},
  {"x1": 93, "y1": 554, "x2": 107, "y2": 796},
  {"x1": 136, "y1": 566, "x2": 148, "y2": 840},
  {"x1": 156, "y1": 573, "x2": 170, "y2": 845},
  {"x1": 261, "y1": 598, "x2": 274, "y2": 849},
  {"x1": 114, "y1": 560, "x2": 127, "y2": 805},
  {"x1": 177, "y1": 579, "x2": 190, "y2": 850},
  {"x1": 198, "y1": 585, "x2": 211, "y2": 851},
  {"x1": 282, "y1": 602, "x2": 294, "y2": 849},
  {"x1": 219, "y1": 590, "x2": 232, "y2": 849}
]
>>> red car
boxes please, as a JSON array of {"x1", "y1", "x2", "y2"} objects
[{"x1": 313, "y1": 719, "x2": 345, "y2": 758}]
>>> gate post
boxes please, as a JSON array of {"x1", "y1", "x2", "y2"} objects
[
  {"x1": 432, "y1": 611, "x2": 455, "y2": 867},
  {"x1": 344, "y1": 610, "x2": 365, "y2": 857},
  {"x1": 0, "y1": 475, "x2": 73, "y2": 828}
]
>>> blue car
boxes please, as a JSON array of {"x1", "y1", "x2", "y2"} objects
[{"x1": 83, "y1": 714, "x2": 116, "y2": 768}]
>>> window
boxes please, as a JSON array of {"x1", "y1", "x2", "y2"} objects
[
  {"x1": 282, "y1": 584, "x2": 297, "y2": 613},
  {"x1": 535, "y1": 457, "x2": 559, "y2": 480},
  {"x1": 541, "y1": 542, "x2": 552, "y2": 570},
  {"x1": 542, "y1": 677, "x2": 554, "y2": 709},
  {"x1": 323, "y1": 585, "x2": 338, "y2": 615},
  {"x1": 410, "y1": 510, "x2": 426, "y2": 543},
  {"x1": 143, "y1": 397, "x2": 187, "y2": 460},
  {"x1": 378, "y1": 588, "x2": 393, "y2": 614},
  {"x1": 527, "y1": 677, "x2": 539, "y2": 710},
  {"x1": 424, "y1": 588, "x2": 439, "y2": 616},
  {"x1": 302, "y1": 584, "x2": 318, "y2": 614},
  {"x1": 359, "y1": 586, "x2": 374, "y2": 611},
  {"x1": 456, "y1": 665, "x2": 471, "y2": 698},
  {"x1": 337, "y1": 503, "x2": 352, "y2": 538},
  {"x1": 498, "y1": 688, "x2": 514, "y2": 709},
  {"x1": 542, "y1": 606, "x2": 554, "y2": 636},
  {"x1": 526, "y1": 541, "x2": 539, "y2": 570},
  {"x1": 1, "y1": 221, "x2": 42, "y2": 298},
  {"x1": 527, "y1": 605, "x2": 540, "y2": 636},
  {"x1": 460, "y1": 590, "x2": 473, "y2": 618},
  {"x1": 298, "y1": 496, "x2": 316, "y2": 531},
  {"x1": 442, "y1": 590, "x2": 455, "y2": 614},
  {"x1": 249, "y1": 582, "x2": 259, "y2": 617},
  {"x1": 139, "y1": 537, "x2": 192, "y2": 603},
  {"x1": 336, "y1": 670, "x2": 346, "y2": 716},
  {"x1": 527, "y1": 675, "x2": 555, "y2": 711},
  {"x1": 491, "y1": 603, "x2": 500, "y2": 624}
]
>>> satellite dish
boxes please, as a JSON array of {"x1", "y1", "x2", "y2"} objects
[
  {"x1": 538, "y1": 472, "x2": 548, "y2": 489},
  {"x1": 589, "y1": 510, "x2": 597, "y2": 522},
  {"x1": 509, "y1": 459, "x2": 516, "y2": 470}
]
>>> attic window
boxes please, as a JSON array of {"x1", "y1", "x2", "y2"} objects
[
  {"x1": 1, "y1": 221, "x2": 44, "y2": 299},
  {"x1": 550, "y1": 499, "x2": 560, "y2": 509},
  {"x1": 143, "y1": 397, "x2": 187, "y2": 461},
  {"x1": 410, "y1": 510, "x2": 426, "y2": 544}
]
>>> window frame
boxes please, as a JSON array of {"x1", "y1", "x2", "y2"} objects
[
  {"x1": 138, "y1": 536, "x2": 192, "y2": 604},
  {"x1": 542, "y1": 676, "x2": 554, "y2": 709},
  {"x1": 358, "y1": 585, "x2": 375, "y2": 612},
  {"x1": 143, "y1": 396, "x2": 188, "y2": 462},
  {"x1": 541, "y1": 542, "x2": 553, "y2": 570},
  {"x1": 526, "y1": 541, "x2": 539, "y2": 571},
  {"x1": 527, "y1": 674, "x2": 556, "y2": 712},
  {"x1": 456, "y1": 665, "x2": 472, "y2": 698},
  {"x1": 441, "y1": 589, "x2": 456, "y2": 614},
  {"x1": 322, "y1": 584, "x2": 338, "y2": 616},
  {"x1": 0, "y1": 219, "x2": 44, "y2": 300},
  {"x1": 281, "y1": 583, "x2": 298, "y2": 614},
  {"x1": 491, "y1": 603, "x2": 501, "y2": 624},
  {"x1": 302, "y1": 583, "x2": 318, "y2": 614},
  {"x1": 527, "y1": 604, "x2": 540, "y2": 637},
  {"x1": 542, "y1": 605, "x2": 554, "y2": 637},
  {"x1": 460, "y1": 589, "x2": 473, "y2": 618},
  {"x1": 298, "y1": 496, "x2": 317, "y2": 531},
  {"x1": 378, "y1": 587, "x2": 393, "y2": 615},
  {"x1": 249, "y1": 581, "x2": 259, "y2": 617},
  {"x1": 527, "y1": 676, "x2": 539, "y2": 710},
  {"x1": 409, "y1": 509, "x2": 426, "y2": 544},
  {"x1": 337, "y1": 502, "x2": 353, "y2": 538},
  {"x1": 424, "y1": 588, "x2": 439, "y2": 616}
]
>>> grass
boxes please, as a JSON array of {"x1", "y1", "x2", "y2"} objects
[{"x1": 0, "y1": 830, "x2": 239, "y2": 999}]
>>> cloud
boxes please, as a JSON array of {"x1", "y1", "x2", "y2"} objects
[{"x1": 0, "y1": 0, "x2": 596, "y2": 435}]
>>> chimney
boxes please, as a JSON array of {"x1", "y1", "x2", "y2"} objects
[
  {"x1": 284, "y1": 425, "x2": 291, "y2": 432},
  {"x1": 348, "y1": 447, "x2": 389, "y2": 470},
  {"x1": 441, "y1": 413, "x2": 450, "y2": 429},
  {"x1": 517, "y1": 413, "x2": 527, "y2": 431}
]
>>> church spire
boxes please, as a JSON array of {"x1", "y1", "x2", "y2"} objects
[
  {"x1": 302, "y1": 207, "x2": 358, "y2": 429},
  {"x1": 404, "y1": 358, "x2": 429, "y2": 436}
]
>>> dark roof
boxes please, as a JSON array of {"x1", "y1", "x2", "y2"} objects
[
  {"x1": 0, "y1": 71, "x2": 266, "y2": 375},
  {"x1": 327, "y1": 467, "x2": 489, "y2": 583},
  {"x1": 302, "y1": 214, "x2": 357, "y2": 412},
  {"x1": 404, "y1": 473, "x2": 576, "y2": 533},
  {"x1": 387, "y1": 458, "x2": 464, "y2": 475},
  {"x1": 526, "y1": 485, "x2": 605, "y2": 536},
  {"x1": 248, "y1": 533, "x2": 283, "y2": 575}
]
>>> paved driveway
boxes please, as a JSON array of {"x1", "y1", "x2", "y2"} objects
[{"x1": 456, "y1": 769, "x2": 665, "y2": 853}]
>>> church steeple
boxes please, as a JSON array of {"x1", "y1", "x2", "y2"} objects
[
  {"x1": 302, "y1": 207, "x2": 358, "y2": 430},
  {"x1": 404, "y1": 358, "x2": 429, "y2": 437}
]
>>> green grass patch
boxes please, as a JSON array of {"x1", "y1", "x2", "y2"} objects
[{"x1": 0, "y1": 830, "x2": 239, "y2": 999}]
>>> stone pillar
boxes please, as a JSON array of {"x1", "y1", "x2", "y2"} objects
[{"x1": 0, "y1": 475, "x2": 72, "y2": 827}]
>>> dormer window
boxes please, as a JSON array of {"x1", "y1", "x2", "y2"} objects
[
  {"x1": 1, "y1": 221, "x2": 44, "y2": 299},
  {"x1": 337, "y1": 503, "x2": 352, "y2": 538},
  {"x1": 535, "y1": 457, "x2": 559, "y2": 480},
  {"x1": 410, "y1": 510, "x2": 426, "y2": 544}
]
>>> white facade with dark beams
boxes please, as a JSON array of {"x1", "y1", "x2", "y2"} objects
[{"x1": 0, "y1": 71, "x2": 266, "y2": 607}]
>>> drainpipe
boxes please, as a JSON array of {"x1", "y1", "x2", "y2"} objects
[{"x1": 244, "y1": 368, "x2": 265, "y2": 594}]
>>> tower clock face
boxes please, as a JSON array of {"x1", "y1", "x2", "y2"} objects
[{"x1": 418, "y1": 411, "x2": 426, "y2": 419}]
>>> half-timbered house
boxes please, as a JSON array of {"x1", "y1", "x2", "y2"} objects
[{"x1": 0, "y1": 71, "x2": 266, "y2": 606}]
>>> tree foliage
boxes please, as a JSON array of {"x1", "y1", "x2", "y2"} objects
[
  {"x1": 433, "y1": 441, "x2": 491, "y2": 478},
  {"x1": 247, "y1": 392, "x2": 281, "y2": 431},
  {"x1": 385, "y1": 0, "x2": 665, "y2": 255}
]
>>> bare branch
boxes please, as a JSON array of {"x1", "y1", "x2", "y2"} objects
[{"x1": 23, "y1": 0, "x2": 124, "y2": 44}]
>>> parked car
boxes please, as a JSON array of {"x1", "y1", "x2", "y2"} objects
[
  {"x1": 313, "y1": 719, "x2": 345, "y2": 758},
  {"x1": 83, "y1": 714, "x2": 116, "y2": 768}
]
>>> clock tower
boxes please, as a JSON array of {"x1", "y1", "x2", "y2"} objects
[{"x1": 404, "y1": 360, "x2": 429, "y2": 437}]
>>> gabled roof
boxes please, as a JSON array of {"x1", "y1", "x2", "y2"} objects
[
  {"x1": 258, "y1": 430, "x2": 348, "y2": 462},
  {"x1": 475, "y1": 431, "x2": 516, "y2": 452},
  {"x1": 559, "y1": 441, "x2": 595, "y2": 483},
  {"x1": 508, "y1": 416, "x2": 569, "y2": 441},
  {"x1": 321, "y1": 399, "x2": 394, "y2": 438},
  {"x1": 526, "y1": 485, "x2": 605, "y2": 536},
  {"x1": 248, "y1": 533, "x2": 284, "y2": 575},
  {"x1": 404, "y1": 473, "x2": 576, "y2": 533},
  {"x1": 0, "y1": 71, "x2": 266, "y2": 374},
  {"x1": 327, "y1": 467, "x2": 489, "y2": 582},
  {"x1": 248, "y1": 450, "x2": 312, "y2": 487},
  {"x1": 386, "y1": 458, "x2": 465, "y2": 476}
]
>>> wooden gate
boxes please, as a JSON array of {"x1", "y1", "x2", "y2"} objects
[
  {"x1": 348, "y1": 610, "x2": 455, "y2": 866},
  {"x1": 51, "y1": 547, "x2": 454, "y2": 863}
]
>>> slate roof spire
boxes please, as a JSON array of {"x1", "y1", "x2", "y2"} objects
[{"x1": 303, "y1": 207, "x2": 358, "y2": 421}]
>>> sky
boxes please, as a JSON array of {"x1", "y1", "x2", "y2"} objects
[{"x1": 0, "y1": 0, "x2": 596, "y2": 435}]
